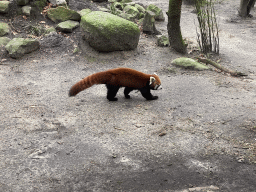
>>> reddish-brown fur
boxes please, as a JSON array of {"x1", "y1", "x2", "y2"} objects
[{"x1": 69, "y1": 68, "x2": 161, "y2": 99}]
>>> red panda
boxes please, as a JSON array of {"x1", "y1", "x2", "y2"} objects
[{"x1": 69, "y1": 68, "x2": 161, "y2": 101}]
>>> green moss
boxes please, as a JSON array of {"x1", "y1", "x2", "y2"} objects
[
  {"x1": 47, "y1": 6, "x2": 81, "y2": 23},
  {"x1": 172, "y1": 57, "x2": 210, "y2": 70},
  {"x1": 81, "y1": 11, "x2": 140, "y2": 40},
  {"x1": 5, "y1": 38, "x2": 40, "y2": 58},
  {"x1": 45, "y1": 27, "x2": 56, "y2": 34},
  {"x1": 146, "y1": 4, "x2": 164, "y2": 20},
  {"x1": 123, "y1": 5, "x2": 139, "y2": 19},
  {"x1": 34, "y1": 0, "x2": 47, "y2": 11},
  {"x1": 157, "y1": 35, "x2": 169, "y2": 47},
  {"x1": 0, "y1": 22, "x2": 9, "y2": 36},
  {"x1": 30, "y1": 25, "x2": 44, "y2": 36},
  {"x1": 0, "y1": 37, "x2": 10, "y2": 46},
  {"x1": 0, "y1": 1, "x2": 9, "y2": 13},
  {"x1": 135, "y1": 4, "x2": 145, "y2": 13},
  {"x1": 79, "y1": 9, "x2": 92, "y2": 17},
  {"x1": 73, "y1": 47, "x2": 79, "y2": 54}
]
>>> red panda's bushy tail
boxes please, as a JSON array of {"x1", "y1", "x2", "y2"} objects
[{"x1": 69, "y1": 71, "x2": 109, "y2": 97}]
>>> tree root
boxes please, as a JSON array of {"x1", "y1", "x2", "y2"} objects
[{"x1": 195, "y1": 57, "x2": 247, "y2": 77}]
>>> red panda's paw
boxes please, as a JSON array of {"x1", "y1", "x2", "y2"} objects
[
  {"x1": 146, "y1": 96, "x2": 158, "y2": 100},
  {"x1": 107, "y1": 97, "x2": 118, "y2": 101}
]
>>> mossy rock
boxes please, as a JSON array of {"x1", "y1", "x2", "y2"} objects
[
  {"x1": 171, "y1": 57, "x2": 210, "y2": 71},
  {"x1": 56, "y1": 20, "x2": 79, "y2": 33},
  {"x1": 135, "y1": 4, "x2": 145, "y2": 13},
  {"x1": 0, "y1": 1, "x2": 9, "y2": 14},
  {"x1": 0, "y1": 37, "x2": 10, "y2": 46},
  {"x1": 123, "y1": 5, "x2": 140, "y2": 20},
  {"x1": 47, "y1": 6, "x2": 81, "y2": 23},
  {"x1": 22, "y1": 5, "x2": 32, "y2": 16},
  {"x1": 0, "y1": 22, "x2": 9, "y2": 36},
  {"x1": 113, "y1": 2, "x2": 124, "y2": 10},
  {"x1": 79, "y1": 9, "x2": 92, "y2": 17},
  {"x1": 146, "y1": 4, "x2": 165, "y2": 21},
  {"x1": 45, "y1": 27, "x2": 56, "y2": 34},
  {"x1": 80, "y1": 11, "x2": 140, "y2": 51},
  {"x1": 156, "y1": 35, "x2": 169, "y2": 47},
  {"x1": 143, "y1": 10, "x2": 157, "y2": 34},
  {"x1": 33, "y1": 0, "x2": 48, "y2": 12},
  {"x1": 5, "y1": 38, "x2": 40, "y2": 58}
]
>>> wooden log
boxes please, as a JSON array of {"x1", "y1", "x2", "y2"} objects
[{"x1": 195, "y1": 57, "x2": 247, "y2": 76}]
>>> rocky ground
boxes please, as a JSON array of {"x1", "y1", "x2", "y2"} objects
[{"x1": 0, "y1": 0, "x2": 256, "y2": 191}]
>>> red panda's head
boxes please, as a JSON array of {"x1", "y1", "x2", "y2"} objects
[{"x1": 149, "y1": 73, "x2": 162, "y2": 90}]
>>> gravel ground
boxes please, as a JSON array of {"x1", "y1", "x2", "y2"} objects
[{"x1": 0, "y1": 0, "x2": 256, "y2": 191}]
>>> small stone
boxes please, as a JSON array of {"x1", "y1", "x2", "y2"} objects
[
  {"x1": 135, "y1": 124, "x2": 144, "y2": 128},
  {"x1": 0, "y1": 1, "x2": 10, "y2": 14},
  {"x1": 56, "y1": 20, "x2": 79, "y2": 33},
  {"x1": 159, "y1": 132, "x2": 167, "y2": 136},
  {"x1": 22, "y1": 5, "x2": 32, "y2": 16},
  {"x1": 48, "y1": 0, "x2": 67, "y2": 6},
  {"x1": 0, "y1": 22, "x2": 9, "y2": 36}
]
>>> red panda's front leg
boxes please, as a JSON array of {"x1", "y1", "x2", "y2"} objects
[{"x1": 139, "y1": 87, "x2": 158, "y2": 100}]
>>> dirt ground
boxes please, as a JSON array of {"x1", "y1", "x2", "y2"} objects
[{"x1": 0, "y1": 0, "x2": 256, "y2": 191}]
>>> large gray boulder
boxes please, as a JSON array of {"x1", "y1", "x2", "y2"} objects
[
  {"x1": 80, "y1": 11, "x2": 140, "y2": 52},
  {"x1": 5, "y1": 38, "x2": 40, "y2": 58}
]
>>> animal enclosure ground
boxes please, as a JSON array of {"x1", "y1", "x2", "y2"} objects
[{"x1": 0, "y1": 0, "x2": 256, "y2": 191}]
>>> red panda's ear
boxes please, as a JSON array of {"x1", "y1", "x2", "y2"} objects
[{"x1": 149, "y1": 77, "x2": 156, "y2": 85}]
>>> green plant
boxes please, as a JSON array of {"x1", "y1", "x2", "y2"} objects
[
  {"x1": 30, "y1": 25, "x2": 45, "y2": 36},
  {"x1": 195, "y1": 0, "x2": 219, "y2": 54}
]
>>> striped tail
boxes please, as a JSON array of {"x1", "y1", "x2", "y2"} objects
[{"x1": 69, "y1": 72, "x2": 109, "y2": 97}]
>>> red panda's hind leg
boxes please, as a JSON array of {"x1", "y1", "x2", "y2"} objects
[
  {"x1": 106, "y1": 84, "x2": 120, "y2": 101},
  {"x1": 124, "y1": 87, "x2": 134, "y2": 99}
]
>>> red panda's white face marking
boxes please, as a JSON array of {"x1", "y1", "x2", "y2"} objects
[
  {"x1": 150, "y1": 74, "x2": 162, "y2": 90},
  {"x1": 149, "y1": 76, "x2": 156, "y2": 85}
]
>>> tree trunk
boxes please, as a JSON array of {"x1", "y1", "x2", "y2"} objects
[
  {"x1": 247, "y1": 0, "x2": 256, "y2": 15},
  {"x1": 239, "y1": 0, "x2": 255, "y2": 17},
  {"x1": 167, "y1": 0, "x2": 187, "y2": 54},
  {"x1": 183, "y1": 0, "x2": 195, "y2": 5}
]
